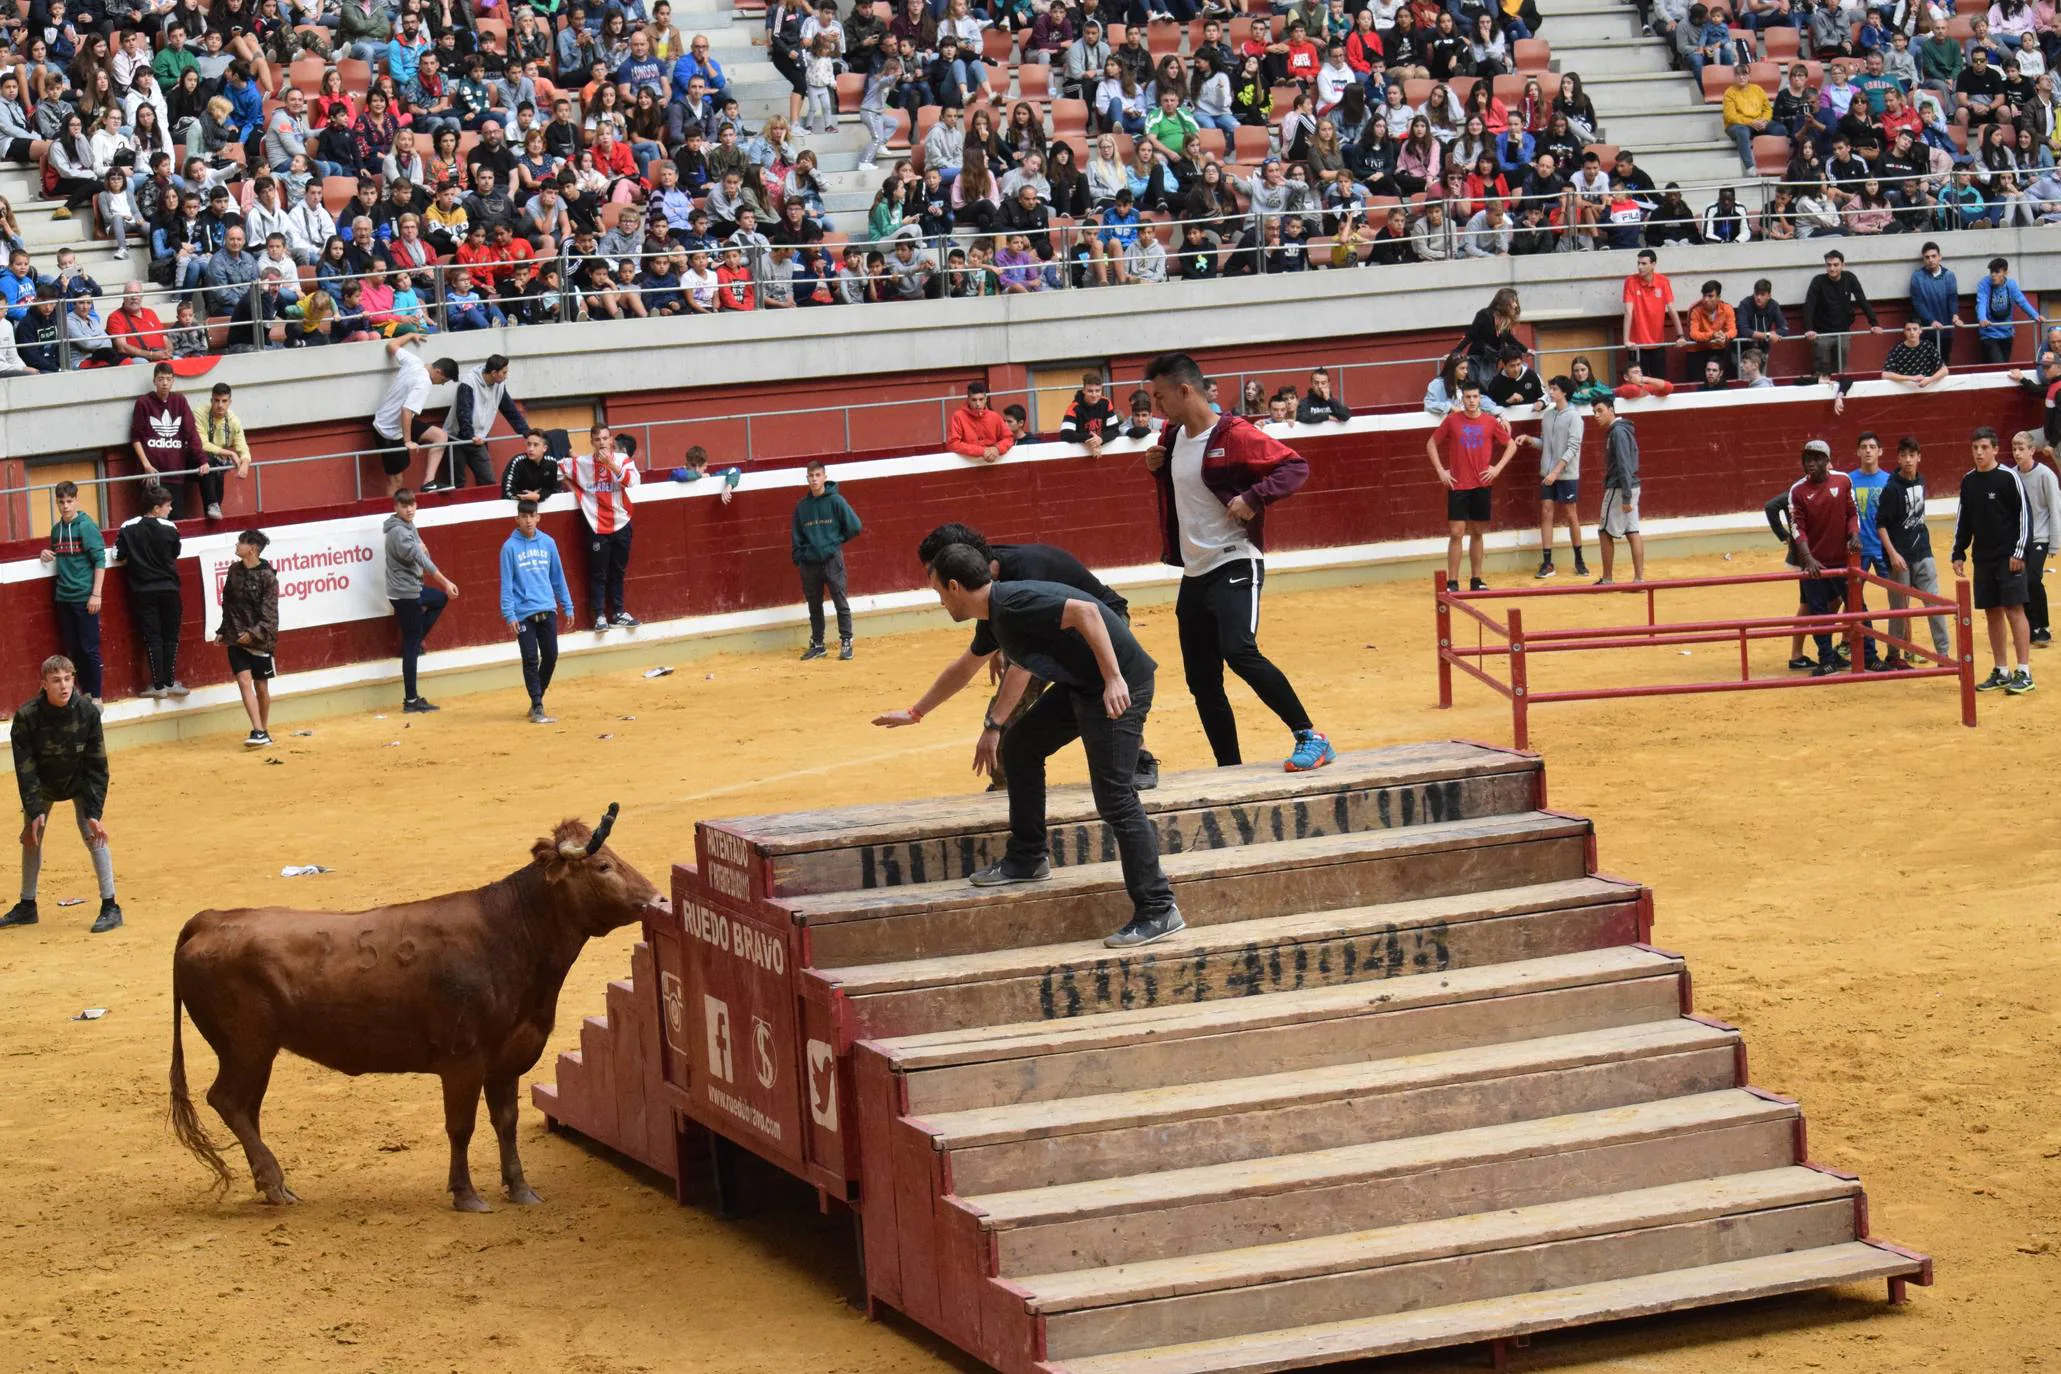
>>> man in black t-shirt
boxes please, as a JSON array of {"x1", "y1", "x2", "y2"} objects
[
  {"x1": 877, "y1": 524, "x2": 1160, "y2": 789},
  {"x1": 1874, "y1": 436, "x2": 1951, "y2": 665},
  {"x1": 918, "y1": 544, "x2": 1181, "y2": 949},
  {"x1": 1881, "y1": 319, "x2": 1947, "y2": 389}
]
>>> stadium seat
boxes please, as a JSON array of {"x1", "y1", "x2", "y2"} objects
[
  {"x1": 1228, "y1": 16, "x2": 1254, "y2": 43},
  {"x1": 1106, "y1": 22, "x2": 1127, "y2": 45},
  {"x1": 1148, "y1": 22, "x2": 1181, "y2": 57},
  {"x1": 1492, "y1": 73, "x2": 1526, "y2": 103},
  {"x1": 1232, "y1": 125, "x2": 1270, "y2": 162},
  {"x1": 1763, "y1": 27, "x2": 1800, "y2": 60},
  {"x1": 1700, "y1": 65, "x2": 1732, "y2": 101},
  {"x1": 288, "y1": 55, "x2": 325, "y2": 94},
  {"x1": 987, "y1": 65, "x2": 1011, "y2": 98},
  {"x1": 983, "y1": 28, "x2": 1013, "y2": 63},
  {"x1": 1193, "y1": 128, "x2": 1228, "y2": 159},
  {"x1": 837, "y1": 71, "x2": 863, "y2": 113},
  {"x1": 1747, "y1": 60, "x2": 1780, "y2": 92},
  {"x1": 337, "y1": 57, "x2": 372, "y2": 90},
  {"x1": 1269, "y1": 82, "x2": 1300, "y2": 112},
  {"x1": 1051, "y1": 97, "x2": 1088, "y2": 135},
  {"x1": 1019, "y1": 64, "x2": 1051, "y2": 99},
  {"x1": 1752, "y1": 133, "x2": 1792, "y2": 174},
  {"x1": 1729, "y1": 26, "x2": 1757, "y2": 57},
  {"x1": 475, "y1": 15, "x2": 508, "y2": 45},
  {"x1": 321, "y1": 175, "x2": 359, "y2": 216},
  {"x1": 1513, "y1": 38, "x2": 1548, "y2": 69},
  {"x1": 1944, "y1": 14, "x2": 1975, "y2": 38}
]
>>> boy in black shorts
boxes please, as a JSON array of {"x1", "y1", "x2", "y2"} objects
[
  {"x1": 1951, "y1": 426, "x2": 2034, "y2": 694},
  {"x1": 1427, "y1": 380, "x2": 1518, "y2": 590},
  {"x1": 216, "y1": 529, "x2": 281, "y2": 746}
]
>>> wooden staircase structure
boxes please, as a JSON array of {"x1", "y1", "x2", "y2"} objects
[{"x1": 535, "y1": 742, "x2": 1928, "y2": 1372}]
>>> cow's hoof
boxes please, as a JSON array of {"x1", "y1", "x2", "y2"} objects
[
  {"x1": 507, "y1": 1184, "x2": 543, "y2": 1206},
  {"x1": 452, "y1": 1191, "x2": 493, "y2": 1214},
  {"x1": 261, "y1": 1185, "x2": 299, "y2": 1205}
]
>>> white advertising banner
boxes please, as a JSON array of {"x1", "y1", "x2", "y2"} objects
[{"x1": 200, "y1": 521, "x2": 391, "y2": 637}]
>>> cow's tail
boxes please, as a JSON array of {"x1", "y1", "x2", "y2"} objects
[{"x1": 169, "y1": 959, "x2": 233, "y2": 1195}]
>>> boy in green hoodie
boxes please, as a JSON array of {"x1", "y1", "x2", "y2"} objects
[
  {"x1": 791, "y1": 459, "x2": 863, "y2": 661},
  {"x1": 41, "y1": 482, "x2": 106, "y2": 701}
]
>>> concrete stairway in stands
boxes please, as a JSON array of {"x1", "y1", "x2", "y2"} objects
[
  {"x1": 1544, "y1": 0, "x2": 1742, "y2": 198},
  {"x1": 534, "y1": 743, "x2": 1928, "y2": 1374}
]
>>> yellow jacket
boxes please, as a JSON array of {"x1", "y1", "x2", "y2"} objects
[{"x1": 1722, "y1": 82, "x2": 1773, "y2": 128}]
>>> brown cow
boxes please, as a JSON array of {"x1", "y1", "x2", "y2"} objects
[{"x1": 169, "y1": 805, "x2": 659, "y2": 1211}]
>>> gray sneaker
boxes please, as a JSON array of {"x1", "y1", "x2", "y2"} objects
[
  {"x1": 2007, "y1": 669, "x2": 2036, "y2": 696},
  {"x1": 528, "y1": 705, "x2": 556, "y2": 724},
  {"x1": 1104, "y1": 906, "x2": 1186, "y2": 948},
  {"x1": 166, "y1": 681, "x2": 191, "y2": 698},
  {"x1": 968, "y1": 857, "x2": 1051, "y2": 886}
]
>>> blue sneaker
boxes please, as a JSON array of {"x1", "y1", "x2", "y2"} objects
[{"x1": 1285, "y1": 729, "x2": 1336, "y2": 773}]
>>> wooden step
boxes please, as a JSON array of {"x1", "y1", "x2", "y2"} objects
[
  {"x1": 931, "y1": 1019, "x2": 1739, "y2": 1194},
  {"x1": 1019, "y1": 1167, "x2": 1855, "y2": 1316},
  {"x1": 830, "y1": 877, "x2": 1640, "y2": 1039},
  {"x1": 970, "y1": 1091, "x2": 1799, "y2": 1274},
  {"x1": 797, "y1": 812, "x2": 1592, "y2": 966},
  {"x1": 880, "y1": 946, "x2": 1685, "y2": 1116},
  {"x1": 1048, "y1": 1243, "x2": 1924, "y2": 1374},
  {"x1": 1042, "y1": 1187, "x2": 1860, "y2": 1358},
  {"x1": 711, "y1": 741, "x2": 1538, "y2": 897}
]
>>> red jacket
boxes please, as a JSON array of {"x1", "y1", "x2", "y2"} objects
[
  {"x1": 947, "y1": 405, "x2": 1014, "y2": 458},
  {"x1": 1150, "y1": 413, "x2": 1308, "y2": 568}
]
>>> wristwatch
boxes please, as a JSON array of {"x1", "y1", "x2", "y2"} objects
[{"x1": 982, "y1": 714, "x2": 1002, "y2": 732}]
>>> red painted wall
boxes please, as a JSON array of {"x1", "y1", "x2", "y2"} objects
[{"x1": 0, "y1": 383, "x2": 2030, "y2": 711}]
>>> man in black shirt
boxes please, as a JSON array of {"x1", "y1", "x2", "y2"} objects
[
  {"x1": 1950, "y1": 425, "x2": 2033, "y2": 693},
  {"x1": 1874, "y1": 436, "x2": 1951, "y2": 667},
  {"x1": 1484, "y1": 345, "x2": 1545, "y2": 413},
  {"x1": 1801, "y1": 249, "x2": 1881, "y2": 379},
  {"x1": 1881, "y1": 319, "x2": 1948, "y2": 389},
  {"x1": 878, "y1": 525, "x2": 1159, "y2": 789},
  {"x1": 920, "y1": 543, "x2": 1180, "y2": 948},
  {"x1": 114, "y1": 484, "x2": 187, "y2": 698}
]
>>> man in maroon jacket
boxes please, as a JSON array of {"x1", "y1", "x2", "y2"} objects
[
  {"x1": 1143, "y1": 352, "x2": 1335, "y2": 772},
  {"x1": 1787, "y1": 438, "x2": 1862, "y2": 676},
  {"x1": 129, "y1": 363, "x2": 212, "y2": 519}
]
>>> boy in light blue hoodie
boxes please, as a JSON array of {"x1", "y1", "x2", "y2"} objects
[{"x1": 499, "y1": 499, "x2": 576, "y2": 724}]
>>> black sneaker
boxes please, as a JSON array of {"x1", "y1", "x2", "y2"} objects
[
  {"x1": 1573, "y1": 560, "x2": 1591, "y2": 577},
  {"x1": 1975, "y1": 668, "x2": 2011, "y2": 692},
  {"x1": 1445, "y1": 579, "x2": 1459, "y2": 592},
  {"x1": 419, "y1": 479, "x2": 454, "y2": 493},
  {"x1": 1104, "y1": 906, "x2": 1186, "y2": 948},
  {"x1": 592, "y1": 616, "x2": 609, "y2": 633},
  {"x1": 243, "y1": 729, "x2": 271, "y2": 748},
  {"x1": 1534, "y1": 560, "x2": 1556, "y2": 580},
  {"x1": 968, "y1": 857, "x2": 1051, "y2": 887},
  {"x1": 2006, "y1": 669, "x2": 2037, "y2": 695},
  {"x1": 1132, "y1": 753, "x2": 1161, "y2": 791},
  {"x1": 799, "y1": 643, "x2": 827, "y2": 661},
  {"x1": 403, "y1": 697, "x2": 440, "y2": 713},
  {"x1": 1469, "y1": 578, "x2": 1489, "y2": 591},
  {"x1": 2033, "y1": 628, "x2": 2052, "y2": 646},
  {"x1": 839, "y1": 639, "x2": 854, "y2": 660},
  {"x1": 1810, "y1": 661, "x2": 1842, "y2": 677},
  {"x1": 1864, "y1": 657, "x2": 1890, "y2": 674},
  {"x1": 611, "y1": 612, "x2": 640, "y2": 628},
  {"x1": 1787, "y1": 656, "x2": 1815, "y2": 671},
  {"x1": 0, "y1": 899, "x2": 37, "y2": 929},
  {"x1": 90, "y1": 899, "x2": 122, "y2": 934}
]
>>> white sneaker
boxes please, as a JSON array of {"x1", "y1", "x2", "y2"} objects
[{"x1": 857, "y1": 158, "x2": 878, "y2": 170}]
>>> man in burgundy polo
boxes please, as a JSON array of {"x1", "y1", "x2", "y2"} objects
[{"x1": 1787, "y1": 438, "x2": 1861, "y2": 676}]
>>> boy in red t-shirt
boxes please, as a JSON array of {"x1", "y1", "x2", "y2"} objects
[
  {"x1": 1282, "y1": 21, "x2": 1321, "y2": 82},
  {"x1": 716, "y1": 246, "x2": 756, "y2": 311},
  {"x1": 1427, "y1": 379, "x2": 1517, "y2": 590}
]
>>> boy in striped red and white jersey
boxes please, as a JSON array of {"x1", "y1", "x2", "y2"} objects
[{"x1": 569, "y1": 425, "x2": 641, "y2": 631}]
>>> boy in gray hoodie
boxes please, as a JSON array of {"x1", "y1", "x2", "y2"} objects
[
  {"x1": 385, "y1": 488, "x2": 462, "y2": 713},
  {"x1": 791, "y1": 459, "x2": 863, "y2": 660}
]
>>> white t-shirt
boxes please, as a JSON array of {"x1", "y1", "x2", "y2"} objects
[
  {"x1": 1170, "y1": 421, "x2": 1256, "y2": 577},
  {"x1": 373, "y1": 350, "x2": 432, "y2": 441}
]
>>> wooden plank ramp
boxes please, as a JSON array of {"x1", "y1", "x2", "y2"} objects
[{"x1": 531, "y1": 742, "x2": 1927, "y2": 1374}]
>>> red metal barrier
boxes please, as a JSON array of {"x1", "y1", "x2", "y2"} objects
[{"x1": 1434, "y1": 560, "x2": 1977, "y2": 749}]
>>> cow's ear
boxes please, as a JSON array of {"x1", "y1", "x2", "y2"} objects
[{"x1": 541, "y1": 856, "x2": 571, "y2": 884}]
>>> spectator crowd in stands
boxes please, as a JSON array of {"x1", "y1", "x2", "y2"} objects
[{"x1": 0, "y1": 0, "x2": 2054, "y2": 371}]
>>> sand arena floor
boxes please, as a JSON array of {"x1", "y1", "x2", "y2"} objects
[{"x1": 1, "y1": 546, "x2": 2055, "y2": 1374}]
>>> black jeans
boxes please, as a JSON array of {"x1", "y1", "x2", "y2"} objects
[
  {"x1": 798, "y1": 552, "x2": 851, "y2": 644},
  {"x1": 1980, "y1": 335, "x2": 2014, "y2": 366},
  {"x1": 1923, "y1": 324, "x2": 1954, "y2": 366},
  {"x1": 1176, "y1": 558, "x2": 1312, "y2": 766},
  {"x1": 1799, "y1": 574, "x2": 1848, "y2": 661},
  {"x1": 1629, "y1": 345, "x2": 1670, "y2": 380},
  {"x1": 186, "y1": 463, "x2": 226, "y2": 516},
  {"x1": 391, "y1": 584, "x2": 448, "y2": 700},
  {"x1": 587, "y1": 524, "x2": 633, "y2": 619},
  {"x1": 132, "y1": 589, "x2": 182, "y2": 690},
  {"x1": 449, "y1": 441, "x2": 495, "y2": 487},
  {"x1": 54, "y1": 601, "x2": 103, "y2": 698},
  {"x1": 517, "y1": 610, "x2": 559, "y2": 707},
  {"x1": 1001, "y1": 677, "x2": 1175, "y2": 920},
  {"x1": 2027, "y1": 539, "x2": 2051, "y2": 635}
]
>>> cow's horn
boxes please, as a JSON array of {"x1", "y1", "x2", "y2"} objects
[{"x1": 585, "y1": 802, "x2": 621, "y2": 856}]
